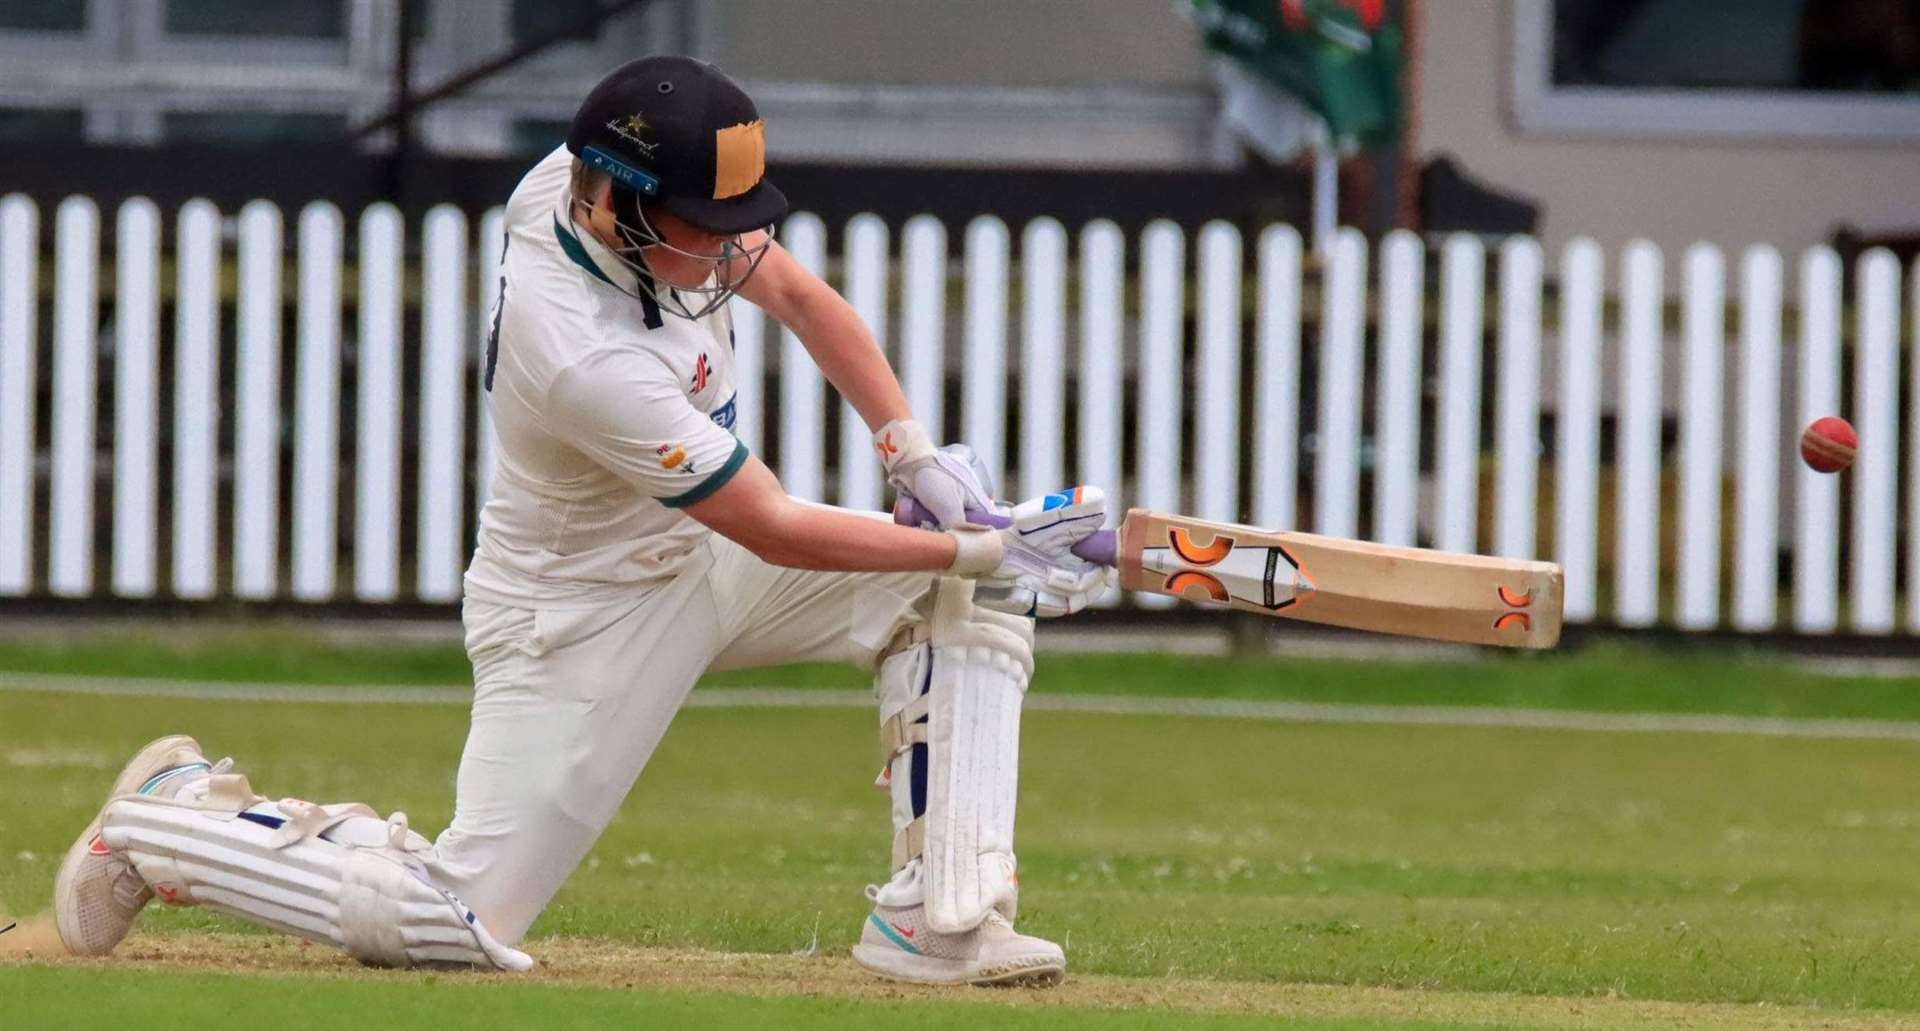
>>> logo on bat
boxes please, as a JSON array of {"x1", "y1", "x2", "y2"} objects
[
  {"x1": 1154, "y1": 528, "x2": 1312, "y2": 611},
  {"x1": 1492, "y1": 585, "x2": 1533, "y2": 632}
]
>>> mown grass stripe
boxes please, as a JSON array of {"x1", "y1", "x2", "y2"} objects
[{"x1": 9, "y1": 671, "x2": 1920, "y2": 742}]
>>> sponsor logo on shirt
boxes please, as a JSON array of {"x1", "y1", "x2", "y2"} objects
[
  {"x1": 692, "y1": 352, "x2": 711, "y2": 394},
  {"x1": 655, "y1": 443, "x2": 697, "y2": 475},
  {"x1": 710, "y1": 392, "x2": 737, "y2": 431}
]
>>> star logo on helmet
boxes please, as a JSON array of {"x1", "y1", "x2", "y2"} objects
[{"x1": 606, "y1": 113, "x2": 659, "y2": 157}]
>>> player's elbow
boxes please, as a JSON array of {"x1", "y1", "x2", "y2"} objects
[{"x1": 681, "y1": 456, "x2": 836, "y2": 570}]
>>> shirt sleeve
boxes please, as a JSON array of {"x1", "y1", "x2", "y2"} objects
[{"x1": 546, "y1": 351, "x2": 749, "y2": 508}]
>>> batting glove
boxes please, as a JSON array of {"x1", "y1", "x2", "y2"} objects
[{"x1": 875, "y1": 419, "x2": 995, "y2": 529}]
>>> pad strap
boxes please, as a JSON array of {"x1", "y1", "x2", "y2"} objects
[
  {"x1": 878, "y1": 695, "x2": 930, "y2": 766},
  {"x1": 891, "y1": 817, "x2": 925, "y2": 870}
]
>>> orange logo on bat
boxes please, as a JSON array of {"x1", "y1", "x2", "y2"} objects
[
  {"x1": 1493, "y1": 584, "x2": 1533, "y2": 633},
  {"x1": 1168, "y1": 528, "x2": 1233, "y2": 566},
  {"x1": 1164, "y1": 570, "x2": 1231, "y2": 602}
]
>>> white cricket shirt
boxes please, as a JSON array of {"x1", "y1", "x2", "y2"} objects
[{"x1": 465, "y1": 145, "x2": 747, "y2": 607}]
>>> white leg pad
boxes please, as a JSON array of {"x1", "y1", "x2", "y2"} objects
[
  {"x1": 99, "y1": 774, "x2": 532, "y2": 971},
  {"x1": 876, "y1": 577, "x2": 1034, "y2": 934}
]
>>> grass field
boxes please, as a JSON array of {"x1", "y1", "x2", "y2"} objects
[{"x1": 7, "y1": 627, "x2": 1920, "y2": 1028}]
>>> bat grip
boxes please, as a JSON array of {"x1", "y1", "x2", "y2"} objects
[{"x1": 892, "y1": 498, "x2": 1118, "y2": 567}]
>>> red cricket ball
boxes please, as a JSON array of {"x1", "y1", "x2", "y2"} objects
[{"x1": 1800, "y1": 416, "x2": 1857, "y2": 474}]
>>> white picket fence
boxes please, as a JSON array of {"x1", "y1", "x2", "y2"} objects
[{"x1": 0, "y1": 193, "x2": 1914, "y2": 633}]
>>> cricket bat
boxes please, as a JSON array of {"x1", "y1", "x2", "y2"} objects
[{"x1": 895, "y1": 501, "x2": 1563, "y2": 649}]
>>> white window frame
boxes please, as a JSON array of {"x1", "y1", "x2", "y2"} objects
[{"x1": 1508, "y1": 0, "x2": 1920, "y2": 142}]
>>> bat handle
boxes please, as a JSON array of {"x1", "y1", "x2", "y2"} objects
[{"x1": 891, "y1": 498, "x2": 1118, "y2": 567}]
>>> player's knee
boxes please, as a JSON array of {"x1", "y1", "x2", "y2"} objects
[{"x1": 931, "y1": 577, "x2": 1034, "y2": 671}]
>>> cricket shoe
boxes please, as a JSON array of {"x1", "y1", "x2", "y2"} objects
[
  {"x1": 54, "y1": 735, "x2": 218, "y2": 955},
  {"x1": 851, "y1": 886, "x2": 1065, "y2": 987}
]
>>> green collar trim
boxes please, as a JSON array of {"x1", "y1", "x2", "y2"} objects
[{"x1": 553, "y1": 216, "x2": 615, "y2": 287}]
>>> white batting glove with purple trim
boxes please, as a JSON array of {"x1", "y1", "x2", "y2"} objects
[
  {"x1": 974, "y1": 486, "x2": 1116, "y2": 619},
  {"x1": 876, "y1": 419, "x2": 996, "y2": 530}
]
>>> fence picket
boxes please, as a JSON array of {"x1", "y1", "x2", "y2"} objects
[
  {"x1": 50, "y1": 197, "x2": 99, "y2": 597},
  {"x1": 291, "y1": 203, "x2": 343, "y2": 601},
  {"x1": 1253, "y1": 226, "x2": 1303, "y2": 532},
  {"x1": 1494, "y1": 236, "x2": 1542, "y2": 560},
  {"x1": 417, "y1": 206, "x2": 468, "y2": 602},
  {"x1": 900, "y1": 216, "x2": 946, "y2": 441},
  {"x1": 0, "y1": 196, "x2": 35, "y2": 595},
  {"x1": 1315, "y1": 228, "x2": 1366, "y2": 538},
  {"x1": 1078, "y1": 220, "x2": 1124, "y2": 518},
  {"x1": 1374, "y1": 230, "x2": 1422, "y2": 546},
  {"x1": 233, "y1": 201, "x2": 282, "y2": 599},
  {"x1": 1676, "y1": 244, "x2": 1725, "y2": 629},
  {"x1": 1196, "y1": 221, "x2": 1242, "y2": 523},
  {"x1": 1137, "y1": 220, "x2": 1185, "y2": 608},
  {"x1": 355, "y1": 204, "x2": 403, "y2": 602},
  {"x1": 1021, "y1": 218, "x2": 1068, "y2": 500},
  {"x1": 1435, "y1": 234, "x2": 1484, "y2": 554},
  {"x1": 1795, "y1": 247, "x2": 1842, "y2": 633},
  {"x1": 172, "y1": 201, "x2": 219, "y2": 599},
  {"x1": 1732, "y1": 247, "x2": 1783, "y2": 632},
  {"x1": 964, "y1": 217, "x2": 1011, "y2": 491},
  {"x1": 1912, "y1": 259, "x2": 1920, "y2": 632},
  {"x1": 1851, "y1": 250, "x2": 1900, "y2": 632},
  {"x1": 1615, "y1": 241, "x2": 1664, "y2": 626},
  {"x1": 840, "y1": 214, "x2": 887, "y2": 510},
  {"x1": 1080, "y1": 220, "x2": 1124, "y2": 608},
  {"x1": 1557, "y1": 238, "x2": 1604, "y2": 623},
  {"x1": 112, "y1": 199, "x2": 162, "y2": 598},
  {"x1": 780, "y1": 214, "x2": 826, "y2": 500}
]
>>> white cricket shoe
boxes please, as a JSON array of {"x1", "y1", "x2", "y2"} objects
[
  {"x1": 851, "y1": 886, "x2": 1066, "y2": 987},
  {"x1": 54, "y1": 735, "x2": 216, "y2": 955}
]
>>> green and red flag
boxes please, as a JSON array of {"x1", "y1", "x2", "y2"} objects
[{"x1": 1186, "y1": 0, "x2": 1403, "y2": 149}]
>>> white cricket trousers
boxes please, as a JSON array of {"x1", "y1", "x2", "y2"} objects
[{"x1": 425, "y1": 524, "x2": 935, "y2": 944}]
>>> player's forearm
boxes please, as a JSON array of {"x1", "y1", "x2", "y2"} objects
[
  {"x1": 787, "y1": 292, "x2": 911, "y2": 430},
  {"x1": 684, "y1": 456, "x2": 962, "y2": 573},
  {"x1": 745, "y1": 500, "x2": 957, "y2": 572}
]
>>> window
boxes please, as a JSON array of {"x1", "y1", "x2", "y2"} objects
[
  {"x1": 163, "y1": 110, "x2": 351, "y2": 144},
  {"x1": 163, "y1": 1, "x2": 346, "y2": 39},
  {"x1": 1512, "y1": 0, "x2": 1920, "y2": 140},
  {"x1": 511, "y1": 0, "x2": 603, "y2": 43},
  {"x1": 510, "y1": 118, "x2": 572, "y2": 155},
  {"x1": 0, "y1": 0, "x2": 86, "y2": 31},
  {"x1": 0, "y1": 106, "x2": 85, "y2": 141}
]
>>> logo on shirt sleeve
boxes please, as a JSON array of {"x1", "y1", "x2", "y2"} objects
[{"x1": 655, "y1": 443, "x2": 698, "y2": 475}]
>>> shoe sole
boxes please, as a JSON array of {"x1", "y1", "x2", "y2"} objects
[
  {"x1": 53, "y1": 734, "x2": 203, "y2": 954},
  {"x1": 851, "y1": 943, "x2": 1066, "y2": 987}
]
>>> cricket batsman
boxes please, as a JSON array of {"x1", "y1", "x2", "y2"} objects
[{"x1": 52, "y1": 56, "x2": 1114, "y2": 987}]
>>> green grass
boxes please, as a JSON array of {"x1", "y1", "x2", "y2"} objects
[
  {"x1": 4, "y1": 964, "x2": 1480, "y2": 1031},
  {"x1": 8, "y1": 627, "x2": 1920, "y2": 720},
  {"x1": 8, "y1": 629, "x2": 1920, "y2": 1026}
]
